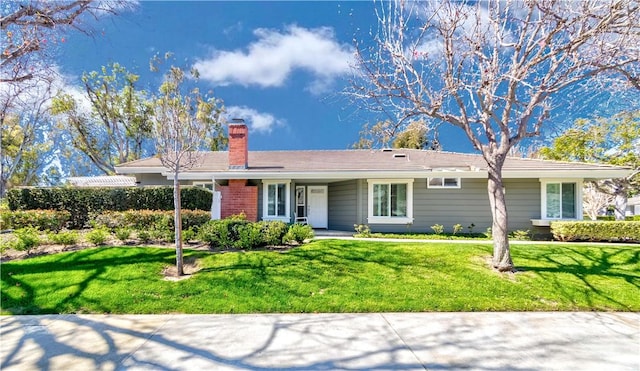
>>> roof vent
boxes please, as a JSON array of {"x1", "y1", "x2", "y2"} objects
[
  {"x1": 393, "y1": 153, "x2": 406, "y2": 158},
  {"x1": 382, "y1": 148, "x2": 393, "y2": 152}
]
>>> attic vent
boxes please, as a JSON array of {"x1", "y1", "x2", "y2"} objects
[
  {"x1": 382, "y1": 148, "x2": 393, "y2": 152},
  {"x1": 393, "y1": 153, "x2": 407, "y2": 158}
]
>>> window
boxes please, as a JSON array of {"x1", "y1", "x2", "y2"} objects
[
  {"x1": 193, "y1": 182, "x2": 214, "y2": 191},
  {"x1": 367, "y1": 179, "x2": 413, "y2": 224},
  {"x1": 263, "y1": 181, "x2": 290, "y2": 221},
  {"x1": 541, "y1": 180, "x2": 581, "y2": 219},
  {"x1": 428, "y1": 177, "x2": 460, "y2": 188}
]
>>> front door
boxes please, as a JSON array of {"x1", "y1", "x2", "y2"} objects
[{"x1": 307, "y1": 186, "x2": 328, "y2": 228}]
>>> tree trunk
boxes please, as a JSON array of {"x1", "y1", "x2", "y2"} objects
[
  {"x1": 486, "y1": 161, "x2": 514, "y2": 272},
  {"x1": 173, "y1": 176, "x2": 184, "y2": 276},
  {"x1": 613, "y1": 191, "x2": 627, "y2": 221}
]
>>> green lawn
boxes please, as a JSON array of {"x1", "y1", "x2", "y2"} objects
[{"x1": 1, "y1": 240, "x2": 638, "y2": 314}]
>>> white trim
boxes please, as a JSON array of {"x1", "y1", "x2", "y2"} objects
[
  {"x1": 539, "y1": 178, "x2": 583, "y2": 221},
  {"x1": 427, "y1": 177, "x2": 461, "y2": 189},
  {"x1": 262, "y1": 180, "x2": 291, "y2": 223},
  {"x1": 366, "y1": 179, "x2": 414, "y2": 225}
]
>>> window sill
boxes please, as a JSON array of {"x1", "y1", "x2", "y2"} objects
[
  {"x1": 367, "y1": 217, "x2": 414, "y2": 225},
  {"x1": 531, "y1": 219, "x2": 581, "y2": 227},
  {"x1": 263, "y1": 216, "x2": 291, "y2": 223}
]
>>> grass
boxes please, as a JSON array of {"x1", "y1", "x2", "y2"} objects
[{"x1": 1, "y1": 240, "x2": 638, "y2": 314}]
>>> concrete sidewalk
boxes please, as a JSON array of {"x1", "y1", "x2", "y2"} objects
[{"x1": 1, "y1": 312, "x2": 638, "y2": 371}]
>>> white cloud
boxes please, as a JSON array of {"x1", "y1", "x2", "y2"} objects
[
  {"x1": 225, "y1": 106, "x2": 285, "y2": 134},
  {"x1": 193, "y1": 25, "x2": 354, "y2": 93}
]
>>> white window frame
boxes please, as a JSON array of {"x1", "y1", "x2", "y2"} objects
[
  {"x1": 262, "y1": 180, "x2": 291, "y2": 222},
  {"x1": 193, "y1": 181, "x2": 214, "y2": 192},
  {"x1": 540, "y1": 179, "x2": 583, "y2": 220},
  {"x1": 367, "y1": 179, "x2": 414, "y2": 224},
  {"x1": 427, "y1": 177, "x2": 461, "y2": 189}
]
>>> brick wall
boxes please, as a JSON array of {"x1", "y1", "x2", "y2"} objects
[{"x1": 220, "y1": 179, "x2": 258, "y2": 221}]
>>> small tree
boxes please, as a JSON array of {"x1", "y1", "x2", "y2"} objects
[
  {"x1": 151, "y1": 60, "x2": 224, "y2": 275},
  {"x1": 352, "y1": 0, "x2": 639, "y2": 271}
]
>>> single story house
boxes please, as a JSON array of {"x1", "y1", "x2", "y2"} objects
[
  {"x1": 115, "y1": 123, "x2": 631, "y2": 233},
  {"x1": 627, "y1": 196, "x2": 640, "y2": 216}
]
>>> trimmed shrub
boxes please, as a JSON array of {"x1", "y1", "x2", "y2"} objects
[
  {"x1": 1, "y1": 209, "x2": 70, "y2": 231},
  {"x1": 92, "y1": 209, "x2": 211, "y2": 231},
  {"x1": 12, "y1": 227, "x2": 41, "y2": 252},
  {"x1": 6, "y1": 186, "x2": 212, "y2": 228},
  {"x1": 235, "y1": 222, "x2": 264, "y2": 249},
  {"x1": 86, "y1": 227, "x2": 110, "y2": 246},
  {"x1": 198, "y1": 219, "x2": 250, "y2": 249},
  {"x1": 115, "y1": 227, "x2": 132, "y2": 242},
  {"x1": 259, "y1": 221, "x2": 289, "y2": 246},
  {"x1": 48, "y1": 230, "x2": 80, "y2": 246},
  {"x1": 284, "y1": 223, "x2": 315, "y2": 244},
  {"x1": 551, "y1": 221, "x2": 640, "y2": 242}
]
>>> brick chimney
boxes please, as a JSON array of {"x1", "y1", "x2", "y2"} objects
[{"x1": 228, "y1": 119, "x2": 248, "y2": 169}]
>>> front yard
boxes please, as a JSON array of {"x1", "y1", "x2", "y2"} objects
[{"x1": 1, "y1": 240, "x2": 638, "y2": 314}]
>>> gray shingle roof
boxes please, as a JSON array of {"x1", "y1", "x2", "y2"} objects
[{"x1": 116, "y1": 149, "x2": 627, "y2": 174}]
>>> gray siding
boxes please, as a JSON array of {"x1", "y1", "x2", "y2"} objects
[
  {"x1": 360, "y1": 178, "x2": 541, "y2": 233},
  {"x1": 136, "y1": 173, "x2": 173, "y2": 186},
  {"x1": 328, "y1": 180, "x2": 359, "y2": 230}
]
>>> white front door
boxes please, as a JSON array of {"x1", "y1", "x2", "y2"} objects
[{"x1": 307, "y1": 186, "x2": 328, "y2": 228}]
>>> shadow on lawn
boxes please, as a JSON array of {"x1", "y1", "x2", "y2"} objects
[
  {"x1": 3, "y1": 312, "x2": 632, "y2": 370},
  {"x1": 516, "y1": 245, "x2": 640, "y2": 309},
  {"x1": 0, "y1": 248, "x2": 181, "y2": 315}
]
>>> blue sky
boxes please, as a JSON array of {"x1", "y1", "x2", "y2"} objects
[{"x1": 53, "y1": 1, "x2": 477, "y2": 153}]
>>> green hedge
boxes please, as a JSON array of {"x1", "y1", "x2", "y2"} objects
[
  {"x1": 0, "y1": 209, "x2": 71, "y2": 231},
  {"x1": 198, "y1": 219, "x2": 306, "y2": 249},
  {"x1": 92, "y1": 209, "x2": 211, "y2": 231},
  {"x1": 551, "y1": 221, "x2": 640, "y2": 242},
  {"x1": 595, "y1": 215, "x2": 639, "y2": 221},
  {"x1": 6, "y1": 187, "x2": 212, "y2": 229}
]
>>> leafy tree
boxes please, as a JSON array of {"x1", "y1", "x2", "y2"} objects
[
  {"x1": 353, "y1": 120, "x2": 441, "y2": 150},
  {"x1": 52, "y1": 63, "x2": 154, "y2": 175},
  {"x1": 540, "y1": 111, "x2": 639, "y2": 220},
  {"x1": 351, "y1": 0, "x2": 639, "y2": 271},
  {"x1": 151, "y1": 58, "x2": 225, "y2": 276}
]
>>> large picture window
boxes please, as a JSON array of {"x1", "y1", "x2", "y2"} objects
[
  {"x1": 367, "y1": 179, "x2": 413, "y2": 224},
  {"x1": 541, "y1": 180, "x2": 580, "y2": 219},
  {"x1": 263, "y1": 181, "x2": 290, "y2": 221}
]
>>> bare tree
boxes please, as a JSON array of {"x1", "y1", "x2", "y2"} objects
[
  {"x1": 0, "y1": 0, "x2": 128, "y2": 83},
  {"x1": 583, "y1": 183, "x2": 614, "y2": 220},
  {"x1": 351, "y1": 0, "x2": 639, "y2": 271},
  {"x1": 152, "y1": 63, "x2": 224, "y2": 276}
]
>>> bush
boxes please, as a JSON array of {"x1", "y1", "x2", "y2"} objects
[
  {"x1": 1, "y1": 209, "x2": 70, "y2": 231},
  {"x1": 115, "y1": 227, "x2": 132, "y2": 242},
  {"x1": 198, "y1": 219, "x2": 250, "y2": 249},
  {"x1": 509, "y1": 229, "x2": 531, "y2": 241},
  {"x1": 86, "y1": 227, "x2": 110, "y2": 246},
  {"x1": 452, "y1": 224, "x2": 463, "y2": 235},
  {"x1": 235, "y1": 223, "x2": 264, "y2": 249},
  {"x1": 284, "y1": 223, "x2": 314, "y2": 244},
  {"x1": 551, "y1": 221, "x2": 640, "y2": 242},
  {"x1": 48, "y1": 230, "x2": 80, "y2": 246},
  {"x1": 354, "y1": 224, "x2": 371, "y2": 237},
  {"x1": 92, "y1": 209, "x2": 211, "y2": 232},
  {"x1": 6, "y1": 187, "x2": 212, "y2": 228},
  {"x1": 12, "y1": 227, "x2": 41, "y2": 252},
  {"x1": 137, "y1": 230, "x2": 152, "y2": 243},
  {"x1": 260, "y1": 221, "x2": 289, "y2": 245},
  {"x1": 181, "y1": 228, "x2": 197, "y2": 243},
  {"x1": 430, "y1": 224, "x2": 444, "y2": 235}
]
